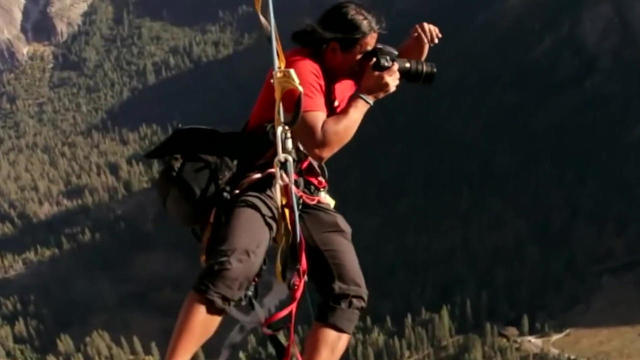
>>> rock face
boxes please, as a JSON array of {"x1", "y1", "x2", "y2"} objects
[
  {"x1": 0, "y1": 0, "x2": 92, "y2": 70},
  {"x1": 0, "y1": 0, "x2": 28, "y2": 70},
  {"x1": 47, "y1": 0, "x2": 92, "y2": 42}
]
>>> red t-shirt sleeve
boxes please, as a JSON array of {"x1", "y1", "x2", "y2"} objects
[
  {"x1": 246, "y1": 50, "x2": 327, "y2": 132},
  {"x1": 287, "y1": 54, "x2": 327, "y2": 114}
]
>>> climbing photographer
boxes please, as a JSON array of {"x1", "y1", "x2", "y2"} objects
[{"x1": 162, "y1": 2, "x2": 442, "y2": 360}]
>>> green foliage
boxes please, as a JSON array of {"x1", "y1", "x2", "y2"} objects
[
  {"x1": 0, "y1": 1, "x2": 633, "y2": 359},
  {"x1": 520, "y1": 314, "x2": 530, "y2": 337},
  {"x1": 56, "y1": 334, "x2": 76, "y2": 356},
  {"x1": 150, "y1": 341, "x2": 160, "y2": 360},
  {"x1": 192, "y1": 348, "x2": 205, "y2": 360},
  {"x1": 132, "y1": 335, "x2": 144, "y2": 357},
  {"x1": 0, "y1": 0, "x2": 253, "y2": 277},
  {"x1": 0, "y1": 0, "x2": 254, "y2": 357},
  {"x1": 238, "y1": 306, "x2": 572, "y2": 360},
  {"x1": 119, "y1": 336, "x2": 130, "y2": 357}
]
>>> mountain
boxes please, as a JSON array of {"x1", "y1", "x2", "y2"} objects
[
  {"x1": 0, "y1": 0, "x2": 93, "y2": 71},
  {"x1": 1, "y1": 0, "x2": 639, "y2": 359}
]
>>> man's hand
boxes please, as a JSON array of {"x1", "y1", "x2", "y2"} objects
[
  {"x1": 293, "y1": 61, "x2": 399, "y2": 163},
  {"x1": 358, "y1": 60, "x2": 400, "y2": 101},
  {"x1": 397, "y1": 22, "x2": 443, "y2": 61}
]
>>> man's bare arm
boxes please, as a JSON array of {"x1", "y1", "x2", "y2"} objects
[
  {"x1": 293, "y1": 98, "x2": 371, "y2": 163},
  {"x1": 397, "y1": 22, "x2": 443, "y2": 61},
  {"x1": 293, "y1": 63, "x2": 400, "y2": 163}
]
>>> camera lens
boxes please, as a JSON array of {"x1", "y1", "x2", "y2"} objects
[{"x1": 396, "y1": 59, "x2": 437, "y2": 84}]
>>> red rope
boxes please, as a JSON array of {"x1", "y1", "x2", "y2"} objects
[
  {"x1": 262, "y1": 184, "x2": 308, "y2": 360},
  {"x1": 294, "y1": 187, "x2": 322, "y2": 205},
  {"x1": 260, "y1": 158, "x2": 330, "y2": 359}
]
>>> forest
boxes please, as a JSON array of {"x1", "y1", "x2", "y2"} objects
[{"x1": 1, "y1": 0, "x2": 638, "y2": 359}]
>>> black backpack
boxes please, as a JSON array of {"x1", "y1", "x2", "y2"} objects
[{"x1": 144, "y1": 126, "x2": 273, "y2": 227}]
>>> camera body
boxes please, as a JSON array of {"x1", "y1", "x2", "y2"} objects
[{"x1": 366, "y1": 44, "x2": 437, "y2": 84}]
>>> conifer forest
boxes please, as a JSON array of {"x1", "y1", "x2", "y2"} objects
[{"x1": 1, "y1": 0, "x2": 638, "y2": 359}]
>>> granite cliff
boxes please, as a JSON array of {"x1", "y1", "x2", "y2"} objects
[{"x1": 0, "y1": 0, "x2": 91, "y2": 70}]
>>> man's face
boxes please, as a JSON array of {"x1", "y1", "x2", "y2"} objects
[{"x1": 324, "y1": 32, "x2": 378, "y2": 79}]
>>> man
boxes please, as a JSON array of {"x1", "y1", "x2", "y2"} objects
[{"x1": 165, "y1": 2, "x2": 442, "y2": 360}]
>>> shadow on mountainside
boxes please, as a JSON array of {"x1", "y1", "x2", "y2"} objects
[
  {"x1": 0, "y1": 188, "x2": 293, "y2": 358},
  {"x1": 323, "y1": 0, "x2": 640, "y2": 327},
  {"x1": 3, "y1": 0, "x2": 640, "y2": 357},
  {"x1": 0, "y1": 189, "x2": 201, "y2": 353},
  {"x1": 103, "y1": 42, "x2": 271, "y2": 132},
  {"x1": 101, "y1": 0, "x2": 465, "y2": 133},
  {"x1": 99, "y1": 0, "x2": 640, "y2": 334}
]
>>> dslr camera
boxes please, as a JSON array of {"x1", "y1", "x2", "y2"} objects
[{"x1": 365, "y1": 44, "x2": 437, "y2": 84}]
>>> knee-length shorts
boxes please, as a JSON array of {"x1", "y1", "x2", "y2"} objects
[{"x1": 192, "y1": 182, "x2": 368, "y2": 334}]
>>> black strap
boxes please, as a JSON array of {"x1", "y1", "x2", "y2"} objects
[{"x1": 222, "y1": 260, "x2": 289, "y2": 360}]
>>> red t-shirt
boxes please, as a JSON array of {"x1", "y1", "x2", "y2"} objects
[{"x1": 245, "y1": 48, "x2": 357, "y2": 132}]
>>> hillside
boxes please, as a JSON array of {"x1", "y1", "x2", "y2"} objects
[
  {"x1": 1, "y1": 0, "x2": 639, "y2": 359},
  {"x1": 0, "y1": 0, "x2": 94, "y2": 71}
]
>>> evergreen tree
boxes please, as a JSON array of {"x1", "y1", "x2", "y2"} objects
[
  {"x1": 520, "y1": 314, "x2": 530, "y2": 336},
  {"x1": 464, "y1": 298, "x2": 474, "y2": 332},
  {"x1": 0, "y1": 324, "x2": 13, "y2": 348},
  {"x1": 56, "y1": 333, "x2": 76, "y2": 355},
  {"x1": 483, "y1": 322, "x2": 493, "y2": 348},
  {"x1": 150, "y1": 341, "x2": 161, "y2": 360},
  {"x1": 365, "y1": 345, "x2": 374, "y2": 360},
  {"x1": 439, "y1": 305, "x2": 452, "y2": 342},
  {"x1": 13, "y1": 316, "x2": 28, "y2": 340},
  {"x1": 132, "y1": 335, "x2": 145, "y2": 357},
  {"x1": 193, "y1": 348, "x2": 205, "y2": 360},
  {"x1": 462, "y1": 335, "x2": 483, "y2": 360}
]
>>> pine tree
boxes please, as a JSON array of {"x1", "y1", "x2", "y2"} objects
[
  {"x1": 483, "y1": 322, "x2": 493, "y2": 348},
  {"x1": 150, "y1": 341, "x2": 161, "y2": 360},
  {"x1": 132, "y1": 335, "x2": 145, "y2": 357},
  {"x1": 383, "y1": 315, "x2": 394, "y2": 334},
  {"x1": 464, "y1": 298, "x2": 474, "y2": 332},
  {"x1": 439, "y1": 305, "x2": 452, "y2": 342},
  {"x1": 365, "y1": 345, "x2": 374, "y2": 360},
  {"x1": 463, "y1": 335, "x2": 483, "y2": 360},
  {"x1": 193, "y1": 348, "x2": 205, "y2": 360},
  {"x1": 123, "y1": 9, "x2": 129, "y2": 34},
  {"x1": 520, "y1": 314, "x2": 529, "y2": 336},
  {"x1": 480, "y1": 290, "x2": 488, "y2": 325},
  {"x1": 381, "y1": 341, "x2": 389, "y2": 360},
  {"x1": 94, "y1": 332, "x2": 109, "y2": 358},
  {"x1": 112, "y1": 348, "x2": 127, "y2": 360},
  {"x1": 492, "y1": 325, "x2": 499, "y2": 352},
  {"x1": 0, "y1": 324, "x2": 14, "y2": 348},
  {"x1": 13, "y1": 316, "x2": 28, "y2": 340},
  {"x1": 56, "y1": 333, "x2": 76, "y2": 355},
  {"x1": 145, "y1": 61, "x2": 155, "y2": 86}
]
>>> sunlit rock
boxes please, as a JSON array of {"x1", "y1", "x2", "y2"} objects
[{"x1": 0, "y1": 0, "x2": 92, "y2": 70}]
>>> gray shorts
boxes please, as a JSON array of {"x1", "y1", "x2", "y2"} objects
[{"x1": 192, "y1": 180, "x2": 368, "y2": 334}]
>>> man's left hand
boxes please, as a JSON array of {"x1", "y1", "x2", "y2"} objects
[{"x1": 397, "y1": 22, "x2": 443, "y2": 61}]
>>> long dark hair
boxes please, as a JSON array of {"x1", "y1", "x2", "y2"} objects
[{"x1": 291, "y1": 2, "x2": 382, "y2": 52}]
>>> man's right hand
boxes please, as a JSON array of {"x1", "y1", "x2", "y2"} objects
[
  {"x1": 357, "y1": 61, "x2": 400, "y2": 101},
  {"x1": 294, "y1": 58, "x2": 400, "y2": 163}
]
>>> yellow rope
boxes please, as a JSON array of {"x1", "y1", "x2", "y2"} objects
[
  {"x1": 254, "y1": 0, "x2": 286, "y2": 70},
  {"x1": 254, "y1": 0, "x2": 303, "y2": 283}
]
